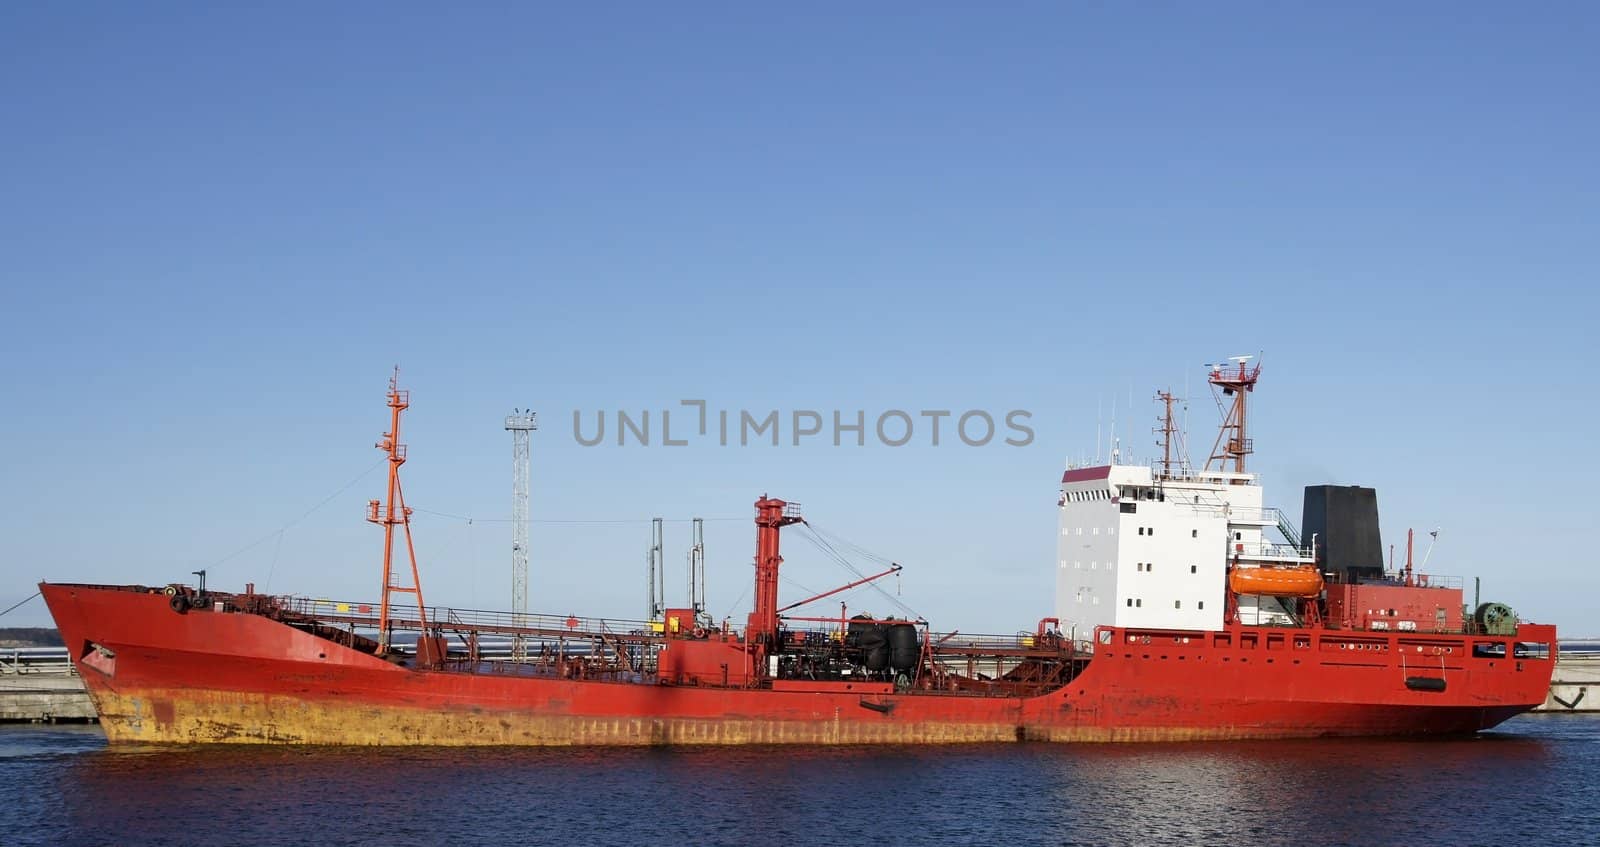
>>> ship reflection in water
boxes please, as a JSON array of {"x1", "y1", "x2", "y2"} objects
[{"x1": 3, "y1": 717, "x2": 1595, "y2": 847}]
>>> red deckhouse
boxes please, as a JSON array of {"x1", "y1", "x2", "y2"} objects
[{"x1": 41, "y1": 361, "x2": 1557, "y2": 745}]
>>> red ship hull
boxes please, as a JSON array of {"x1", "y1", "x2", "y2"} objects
[{"x1": 43, "y1": 583, "x2": 1556, "y2": 745}]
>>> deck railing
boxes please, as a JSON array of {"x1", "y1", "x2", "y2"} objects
[
  {"x1": 278, "y1": 597, "x2": 659, "y2": 639},
  {"x1": 272, "y1": 595, "x2": 1067, "y2": 656},
  {"x1": 1231, "y1": 541, "x2": 1314, "y2": 560},
  {"x1": 0, "y1": 647, "x2": 76, "y2": 675}
]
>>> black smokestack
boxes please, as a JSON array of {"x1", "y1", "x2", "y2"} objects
[{"x1": 1301, "y1": 485, "x2": 1384, "y2": 582}]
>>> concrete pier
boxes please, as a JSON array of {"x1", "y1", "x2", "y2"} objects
[
  {"x1": 0, "y1": 648, "x2": 95, "y2": 723},
  {"x1": 1536, "y1": 641, "x2": 1599, "y2": 713},
  {"x1": 0, "y1": 675, "x2": 96, "y2": 723}
]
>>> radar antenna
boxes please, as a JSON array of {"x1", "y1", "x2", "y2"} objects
[{"x1": 1204, "y1": 356, "x2": 1262, "y2": 475}]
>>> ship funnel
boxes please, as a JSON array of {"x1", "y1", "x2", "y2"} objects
[{"x1": 1301, "y1": 485, "x2": 1384, "y2": 582}]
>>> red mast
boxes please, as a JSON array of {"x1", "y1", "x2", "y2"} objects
[
  {"x1": 1205, "y1": 357, "x2": 1262, "y2": 475},
  {"x1": 748, "y1": 495, "x2": 803, "y2": 665},
  {"x1": 1404, "y1": 528, "x2": 1415, "y2": 587},
  {"x1": 367, "y1": 368, "x2": 430, "y2": 654}
]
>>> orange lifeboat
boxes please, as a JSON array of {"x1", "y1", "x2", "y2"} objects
[{"x1": 1229, "y1": 566, "x2": 1324, "y2": 598}]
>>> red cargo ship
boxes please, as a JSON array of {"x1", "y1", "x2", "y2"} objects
[{"x1": 40, "y1": 363, "x2": 1557, "y2": 745}]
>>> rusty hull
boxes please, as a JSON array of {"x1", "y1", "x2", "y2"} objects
[{"x1": 43, "y1": 583, "x2": 1555, "y2": 746}]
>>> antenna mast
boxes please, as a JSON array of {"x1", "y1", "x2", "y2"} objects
[
  {"x1": 1204, "y1": 357, "x2": 1262, "y2": 474},
  {"x1": 367, "y1": 368, "x2": 430, "y2": 654},
  {"x1": 1110, "y1": 394, "x2": 1119, "y2": 464},
  {"x1": 504, "y1": 408, "x2": 538, "y2": 661},
  {"x1": 1154, "y1": 389, "x2": 1185, "y2": 478}
]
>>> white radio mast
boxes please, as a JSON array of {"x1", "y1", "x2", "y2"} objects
[{"x1": 505, "y1": 408, "x2": 538, "y2": 661}]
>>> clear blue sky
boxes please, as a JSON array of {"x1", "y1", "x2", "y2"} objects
[{"x1": 3, "y1": 3, "x2": 1595, "y2": 634}]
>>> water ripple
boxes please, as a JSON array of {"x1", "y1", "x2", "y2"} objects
[{"x1": 1, "y1": 716, "x2": 1595, "y2": 847}]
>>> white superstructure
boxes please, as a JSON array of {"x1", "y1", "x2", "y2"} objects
[{"x1": 1055, "y1": 360, "x2": 1314, "y2": 636}]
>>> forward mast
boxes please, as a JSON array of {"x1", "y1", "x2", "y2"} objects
[{"x1": 366, "y1": 368, "x2": 430, "y2": 654}]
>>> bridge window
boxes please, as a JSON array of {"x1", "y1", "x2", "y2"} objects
[{"x1": 1514, "y1": 642, "x2": 1550, "y2": 660}]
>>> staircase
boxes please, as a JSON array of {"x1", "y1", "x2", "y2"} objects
[{"x1": 1275, "y1": 511, "x2": 1303, "y2": 549}]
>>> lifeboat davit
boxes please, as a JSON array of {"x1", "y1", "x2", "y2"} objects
[{"x1": 1229, "y1": 566, "x2": 1323, "y2": 598}]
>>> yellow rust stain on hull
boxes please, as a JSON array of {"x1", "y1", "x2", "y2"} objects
[
  {"x1": 86, "y1": 687, "x2": 1409, "y2": 747},
  {"x1": 97, "y1": 688, "x2": 1027, "y2": 746}
]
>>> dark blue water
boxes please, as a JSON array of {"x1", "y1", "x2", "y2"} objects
[{"x1": 3, "y1": 715, "x2": 1596, "y2": 847}]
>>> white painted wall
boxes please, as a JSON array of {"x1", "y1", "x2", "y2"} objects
[
  {"x1": 1057, "y1": 465, "x2": 1287, "y2": 633},
  {"x1": 1055, "y1": 470, "x2": 1121, "y2": 637},
  {"x1": 1112, "y1": 490, "x2": 1228, "y2": 630}
]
